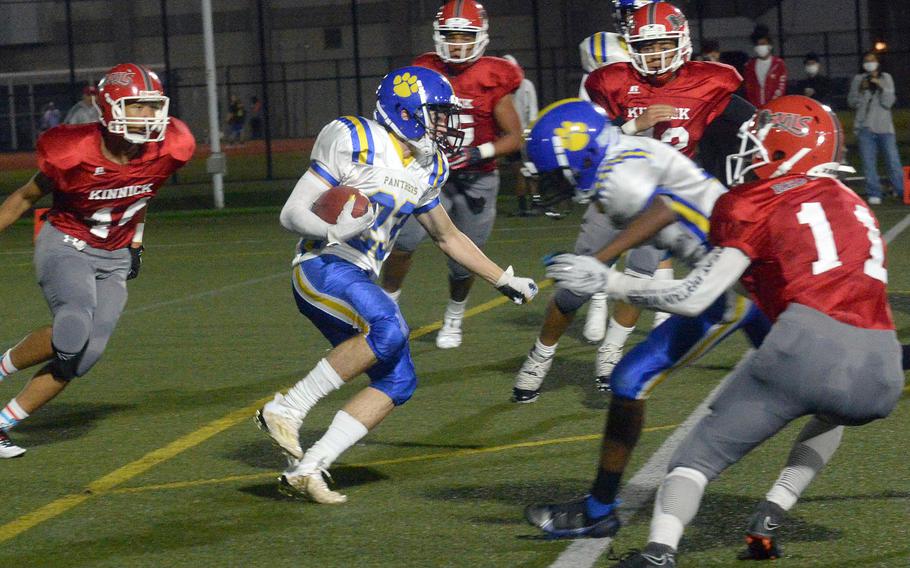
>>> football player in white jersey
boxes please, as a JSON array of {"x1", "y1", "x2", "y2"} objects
[
  {"x1": 256, "y1": 67, "x2": 538, "y2": 504},
  {"x1": 519, "y1": 99, "x2": 770, "y2": 538}
]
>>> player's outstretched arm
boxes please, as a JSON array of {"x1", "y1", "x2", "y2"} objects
[
  {"x1": 593, "y1": 197, "x2": 678, "y2": 264},
  {"x1": 546, "y1": 246, "x2": 750, "y2": 317},
  {"x1": 417, "y1": 205, "x2": 537, "y2": 304},
  {"x1": 279, "y1": 169, "x2": 336, "y2": 239},
  {"x1": 0, "y1": 174, "x2": 51, "y2": 234}
]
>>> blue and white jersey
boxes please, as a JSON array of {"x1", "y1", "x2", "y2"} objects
[
  {"x1": 594, "y1": 135, "x2": 727, "y2": 265},
  {"x1": 578, "y1": 31, "x2": 630, "y2": 100},
  {"x1": 298, "y1": 115, "x2": 448, "y2": 276}
]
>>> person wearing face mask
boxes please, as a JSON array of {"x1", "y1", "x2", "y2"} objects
[
  {"x1": 793, "y1": 52, "x2": 831, "y2": 105},
  {"x1": 848, "y1": 51, "x2": 905, "y2": 205},
  {"x1": 698, "y1": 39, "x2": 721, "y2": 63},
  {"x1": 743, "y1": 25, "x2": 788, "y2": 107}
]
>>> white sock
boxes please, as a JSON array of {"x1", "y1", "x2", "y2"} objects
[
  {"x1": 297, "y1": 410, "x2": 369, "y2": 471},
  {"x1": 766, "y1": 419, "x2": 844, "y2": 511},
  {"x1": 444, "y1": 299, "x2": 467, "y2": 320},
  {"x1": 0, "y1": 399, "x2": 29, "y2": 430},
  {"x1": 0, "y1": 350, "x2": 18, "y2": 378},
  {"x1": 604, "y1": 317, "x2": 635, "y2": 347},
  {"x1": 282, "y1": 359, "x2": 345, "y2": 418},
  {"x1": 385, "y1": 289, "x2": 402, "y2": 304},
  {"x1": 649, "y1": 467, "x2": 708, "y2": 549},
  {"x1": 532, "y1": 338, "x2": 557, "y2": 359}
]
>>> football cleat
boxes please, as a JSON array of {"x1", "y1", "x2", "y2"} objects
[
  {"x1": 0, "y1": 430, "x2": 26, "y2": 459},
  {"x1": 524, "y1": 496, "x2": 621, "y2": 538},
  {"x1": 595, "y1": 342, "x2": 623, "y2": 392},
  {"x1": 436, "y1": 316, "x2": 463, "y2": 349},
  {"x1": 279, "y1": 470, "x2": 347, "y2": 504},
  {"x1": 255, "y1": 393, "x2": 304, "y2": 460},
  {"x1": 740, "y1": 500, "x2": 785, "y2": 560},
  {"x1": 612, "y1": 543, "x2": 677, "y2": 567},
  {"x1": 512, "y1": 349, "x2": 554, "y2": 403},
  {"x1": 583, "y1": 293, "x2": 609, "y2": 344}
]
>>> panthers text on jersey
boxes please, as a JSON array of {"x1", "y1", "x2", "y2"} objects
[
  {"x1": 710, "y1": 175, "x2": 893, "y2": 330},
  {"x1": 585, "y1": 60, "x2": 741, "y2": 158},
  {"x1": 413, "y1": 53, "x2": 522, "y2": 173},
  {"x1": 37, "y1": 119, "x2": 196, "y2": 250},
  {"x1": 594, "y1": 134, "x2": 726, "y2": 264},
  {"x1": 300, "y1": 115, "x2": 448, "y2": 276}
]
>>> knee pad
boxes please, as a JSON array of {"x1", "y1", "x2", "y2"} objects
[
  {"x1": 365, "y1": 314, "x2": 409, "y2": 363},
  {"x1": 52, "y1": 308, "x2": 93, "y2": 355},
  {"x1": 49, "y1": 344, "x2": 86, "y2": 381},
  {"x1": 372, "y1": 372, "x2": 417, "y2": 406},
  {"x1": 368, "y1": 352, "x2": 418, "y2": 406},
  {"x1": 554, "y1": 287, "x2": 591, "y2": 314}
]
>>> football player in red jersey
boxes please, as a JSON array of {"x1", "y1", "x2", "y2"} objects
[
  {"x1": 546, "y1": 96, "x2": 904, "y2": 566},
  {"x1": 0, "y1": 63, "x2": 195, "y2": 458},
  {"x1": 380, "y1": 0, "x2": 524, "y2": 350}
]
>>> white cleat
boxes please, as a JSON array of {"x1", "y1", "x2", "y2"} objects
[
  {"x1": 279, "y1": 469, "x2": 347, "y2": 504},
  {"x1": 436, "y1": 316, "x2": 463, "y2": 349},
  {"x1": 0, "y1": 430, "x2": 26, "y2": 459},
  {"x1": 512, "y1": 350, "x2": 554, "y2": 403},
  {"x1": 595, "y1": 342, "x2": 623, "y2": 392},
  {"x1": 583, "y1": 293, "x2": 609, "y2": 344},
  {"x1": 652, "y1": 311, "x2": 671, "y2": 329},
  {"x1": 255, "y1": 393, "x2": 303, "y2": 460}
]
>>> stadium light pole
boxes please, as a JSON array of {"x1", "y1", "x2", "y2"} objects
[
  {"x1": 201, "y1": 0, "x2": 225, "y2": 209},
  {"x1": 64, "y1": 0, "x2": 77, "y2": 106},
  {"x1": 351, "y1": 0, "x2": 363, "y2": 116}
]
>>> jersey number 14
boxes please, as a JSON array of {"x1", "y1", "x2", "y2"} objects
[{"x1": 797, "y1": 201, "x2": 887, "y2": 283}]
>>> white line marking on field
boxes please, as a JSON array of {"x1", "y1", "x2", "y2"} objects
[
  {"x1": 883, "y1": 213, "x2": 910, "y2": 244},
  {"x1": 123, "y1": 272, "x2": 287, "y2": 315}
]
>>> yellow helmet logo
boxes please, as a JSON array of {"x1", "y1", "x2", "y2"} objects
[
  {"x1": 393, "y1": 73, "x2": 420, "y2": 98},
  {"x1": 555, "y1": 121, "x2": 590, "y2": 152}
]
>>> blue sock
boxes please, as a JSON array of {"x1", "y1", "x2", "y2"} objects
[{"x1": 585, "y1": 494, "x2": 619, "y2": 519}]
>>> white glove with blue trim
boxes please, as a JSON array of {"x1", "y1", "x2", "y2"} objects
[
  {"x1": 495, "y1": 266, "x2": 538, "y2": 304},
  {"x1": 544, "y1": 253, "x2": 614, "y2": 296}
]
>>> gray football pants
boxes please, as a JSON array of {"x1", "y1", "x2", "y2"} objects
[
  {"x1": 34, "y1": 223, "x2": 131, "y2": 377},
  {"x1": 670, "y1": 303, "x2": 904, "y2": 481},
  {"x1": 393, "y1": 171, "x2": 499, "y2": 281}
]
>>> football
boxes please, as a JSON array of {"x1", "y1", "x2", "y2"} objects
[{"x1": 311, "y1": 185, "x2": 371, "y2": 223}]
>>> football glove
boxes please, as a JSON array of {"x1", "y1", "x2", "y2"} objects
[
  {"x1": 495, "y1": 266, "x2": 538, "y2": 304},
  {"x1": 326, "y1": 199, "x2": 376, "y2": 244},
  {"x1": 448, "y1": 146, "x2": 485, "y2": 170},
  {"x1": 127, "y1": 245, "x2": 144, "y2": 280},
  {"x1": 544, "y1": 253, "x2": 614, "y2": 296}
]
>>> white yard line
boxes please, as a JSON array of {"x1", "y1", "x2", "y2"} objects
[{"x1": 547, "y1": 211, "x2": 910, "y2": 568}]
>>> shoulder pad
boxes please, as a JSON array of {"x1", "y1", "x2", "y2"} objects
[
  {"x1": 163, "y1": 118, "x2": 197, "y2": 162},
  {"x1": 412, "y1": 53, "x2": 444, "y2": 72},
  {"x1": 327, "y1": 116, "x2": 380, "y2": 166},
  {"x1": 477, "y1": 56, "x2": 524, "y2": 92},
  {"x1": 36, "y1": 124, "x2": 99, "y2": 172}
]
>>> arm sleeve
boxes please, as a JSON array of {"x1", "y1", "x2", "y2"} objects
[
  {"x1": 608, "y1": 246, "x2": 751, "y2": 316},
  {"x1": 279, "y1": 170, "x2": 332, "y2": 238},
  {"x1": 598, "y1": 153, "x2": 660, "y2": 220},
  {"x1": 878, "y1": 73, "x2": 896, "y2": 109},
  {"x1": 774, "y1": 59, "x2": 788, "y2": 99}
]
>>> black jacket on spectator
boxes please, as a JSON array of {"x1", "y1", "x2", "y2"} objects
[{"x1": 793, "y1": 75, "x2": 832, "y2": 107}]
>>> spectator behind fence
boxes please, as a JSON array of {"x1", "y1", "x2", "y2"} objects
[
  {"x1": 699, "y1": 39, "x2": 720, "y2": 62},
  {"x1": 793, "y1": 53, "x2": 831, "y2": 106},
  {"x1": 848, "y1": 51, "x2": 905, "y2": 205},
  {"x1": 39, "y1": 102, "x2": 61, "y2": 133},
  {"x1": 744, "y1": 25, "x2": 787, "y2": 107},
  {"x1": 249, "y1": 96, "x2": 263, "y2": 140},
  {"x1": 64, "y1": 86, "x2": 101, "y2": 125},
  {"x1": 226, "y1": 95, "x2": 246, "y2": 145}
]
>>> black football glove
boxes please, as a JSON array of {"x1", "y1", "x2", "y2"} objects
[
  {"x1": 448, "y1": 146, "x2": 485, "y2": 170},
  {"x1": 127, "y1": 245, "x2": 144, "y2": 280}
]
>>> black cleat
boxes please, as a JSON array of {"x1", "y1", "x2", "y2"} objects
[
  {"x1": 524, "y1": 496, "x2": 620, "y2": 538},
  {"x1": 511, "y1": 387, "x2": 540, "y2": 403},
  {"x1": 739, "y1": 500, "x2": 785, "y2": 560},
  {"x1": 612, "y1": 543, "x2": 677, "y2": 567}
]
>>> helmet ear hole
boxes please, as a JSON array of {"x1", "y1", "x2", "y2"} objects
[{"x1": 772, "y1": 150, "x2": 786, "y2": 161}]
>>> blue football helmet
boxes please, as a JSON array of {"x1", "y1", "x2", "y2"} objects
[
  {"x1": 525, "y1": 98, "x2": 618, "y2": 196},
  {"x1": 375, "y1": 66, "x2": 463, "y2": 155},
  {"x1": 612, "y1": 0, "x2": 661, "y2": 34}
]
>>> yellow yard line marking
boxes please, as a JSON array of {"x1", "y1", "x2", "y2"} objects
[
  {"x1": 0, "y1": 278, "x2": 552, "y2": 543},
  {"x1": 109, "y1": 422, "x2": 679, "y2": 496}
]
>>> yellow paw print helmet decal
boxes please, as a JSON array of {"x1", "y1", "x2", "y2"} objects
[
  {"x1": 393, "y1": 73, "x2": 420, "y2": 98},
  {"x1": 554, "y1": 121, "x2": 591, "y2": 152}
]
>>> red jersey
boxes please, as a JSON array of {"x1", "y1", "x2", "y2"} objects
[
  {"x1": 37, "y1": 119, "x2": 195, "y2": 250},
  {"x1": 584, "y1": 61, "x2": 741, "y2": 158},
  {"x1": 413, "y1": 53, "x2": 522, "y2": 173},
  {"x1": 710, "y1": 175, "x2": 893, "y2": 330}
]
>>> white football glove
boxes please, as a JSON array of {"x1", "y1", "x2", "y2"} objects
[
  {"x1": 544, "y1": 253, "x2": 615, "y2": 296},
  {"x1": 495, "y1": 266, "x2": 539, "y2": 304},
  {"x1": 326, "y1": 199, "x2": 376, "y2": 244}
]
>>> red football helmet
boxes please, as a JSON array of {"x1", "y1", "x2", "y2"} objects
[
  {"x1": 625, "y1": 2, "x2": 692, "y2": 77},
  {"x1": 433, "y1": 1, "x2": 489, "y2": 64},
  {"x1": 94, "y1": 63, "x2": 170, "y2": 144},
  {"x1": 726, "y1": 95, "x2": 854, "y2": 186}
]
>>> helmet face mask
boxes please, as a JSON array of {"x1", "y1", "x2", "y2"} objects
[
  {"x1": 726, "y1": 95, "x2": 853, "y2": 186},
  {"x1": 94, "y1": 64, "x2": 170, "y2": 144},
  {"x1": 433, "y1": 1, "x2": 490, "y2": 64},
  {"x1": 625, "y1": 3, "x2": 692, "y2": 77}
]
